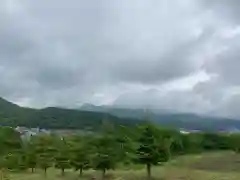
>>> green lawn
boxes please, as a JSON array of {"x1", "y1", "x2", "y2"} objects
[{"x1": 5, "y1": 152, "x2": 240, "y2": 180}]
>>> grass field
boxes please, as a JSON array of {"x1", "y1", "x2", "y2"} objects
[{"x1": 5, "y1": 151, "x2": 240, "y2": 180}]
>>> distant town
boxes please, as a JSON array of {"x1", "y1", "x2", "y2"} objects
[
  {"x1": 12, "y1": 125, "x2": 240, "y2": 142},
  {"x1": 15, "y1": 126, "x2": 51, "y2": 140},
  {"x1": 14, "y1": 126, "x2": 94, "y2": 140}
]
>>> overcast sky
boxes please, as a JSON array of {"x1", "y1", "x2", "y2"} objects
[{"x1": 1, "y1": 0, "x2": 240, "y2": 117}]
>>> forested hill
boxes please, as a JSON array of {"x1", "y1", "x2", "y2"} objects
[
  {"x1": 0, "y1": 98, "x2": 140, "y2": 130},
  {"x1": 1, "y1": 97, "x2": 240, "y2": 131}
]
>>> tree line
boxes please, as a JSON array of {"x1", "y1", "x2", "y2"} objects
[{"x1": 1, "y1": 122, "x2": 240, "y2": 179}]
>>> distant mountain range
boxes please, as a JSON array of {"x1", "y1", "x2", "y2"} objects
[
  {"x1": 0, "y1": 97, "x2": 240, "y2": 132},
  {"x1": 79, "y1": 103, "x2": 240, "y2": 132},
  {"x1": 0, "y1": 98, "x2": 140, "y2": 130}
]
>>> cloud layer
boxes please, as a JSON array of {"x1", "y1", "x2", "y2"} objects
[{"x1": 1, "y1": 0, "x2": 240, "y2": 117}]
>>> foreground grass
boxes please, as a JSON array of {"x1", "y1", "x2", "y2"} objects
[
  {"x1": 8, "y1": 168, "x2": 240, "y2": 180},
  {"x1": 6, "y1": 152, "x2": 240, "y2": 180}
]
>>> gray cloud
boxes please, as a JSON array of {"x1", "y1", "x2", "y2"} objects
[
  {"x1": 205, "y1": 38, "x2": 240, "y2": 85},
  {"x1": 1, "y1": 0, "x2": 240, "y2": 117},
  {"x1": 111, "y1": 32, "x2": 210, "y2": 84},
  {"x1": 201, "y1": 0, "x2": 240, "y2": 23}
]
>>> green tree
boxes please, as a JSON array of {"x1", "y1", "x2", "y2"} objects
[
  {"x1": 114, "y1": 126, "x2": 137, "y2": 165},
  {"x1": 55, "y1": 155, "x2": 70, "y2": 176},
  {"x1": 91, "y1": 122, "x2": 119, "y2": 178},
  {"x1": 34, "y1": 135, "x2": 56, "y2": 176},
  {"x1": 135, "y1": 123, "x2": 169, "y2": 179},
  {"x1": 68, "y1": 136, "x2": 92, "y2": 177},
  {"x1": 26, "y1": 152, "x2": 37, "y2": 173},
  {"x1": 70, "y1": 145, "x2": 90, "y2": 176},
  {"x1": 25, "y1": 141, "x2": 37, "y2": 173},
  {"x1": 229, "y1": 134, "x2": 240, "y2": 152},
  {"x1": 55, "y1": 138, "x2": 71, "y2": 176},
  {"x1": 2, "y1": 153, "x2": 18, "y2": 170},
  {"x1": 37, "y1": 152, "x2": 53, "y2": 176},
  {"x1": 0, "y1": 127, "x2": 22, "y2": 156},
  {"x1": 181, "y1": 133, "x2": 203, "y2": 154},
  {"x1": 0, "y1": 151, "x2": 27, "y2": 171},
  {"x1": 16, "y1": 151, "x2": 28, "y2": 171},
  {"x1": 91, "y1": 137, "x2": 116, "y2": 178}
]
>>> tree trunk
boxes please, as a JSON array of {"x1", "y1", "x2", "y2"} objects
[
  {"x1": 167, "y1": 150, "x2": 171, "y2": 161},
  {"x1": 79, "y1": 168, "x2": 83, "y2": 177},
  {"x1": 102, "y1": 169, "x2": 106, "y2": 179},
  {"x1": 61, "y1": 168, "x2": 65, "y2": 176},
  {"x1": 147, "y1": 163, "x2": 151, "y2": 180},
  {"x1": 31, "y1": 168, "x2": 34, "y2": 173},
  {"x1": 44, "y1": 168, "x2": 47, "y2": 177}
]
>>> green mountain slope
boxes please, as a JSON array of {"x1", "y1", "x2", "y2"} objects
[
  {"x1": 0, "y1": 97, "x2": 240, "y2": 132},
  {"x1": 0, "y1": 98, "x2": 140, "y2": 130}
]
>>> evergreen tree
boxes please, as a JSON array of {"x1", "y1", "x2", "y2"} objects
[
  {"x1": 16, "y1": 151, "x2": 28, "y2": 171},
  {"x1": 37, "y1": 152, "x2": 54, "y2": 176},
  {"x1": 34, "y1": 135, "x2": 56, "y2": 176},
  {"x1": 135, "y1": 123, "x2": 169, "y2": 179},
  {"x1": 26, "y1": 152, "x2": 37, "y2": 173},
  {"x1": 91, "y1": 137, "x2": 117, "y2": 178},
  {"x1": 55, "y1": 138, "x2": 71, "y2": 176},
  {"x1": 114, "y1": 126, "x2": 136, "y2": 165},
  {"x1": 25, "y1": 141, "x2": 37, "y2": 173},
  {"x1": 68, "y1": 136, "x2": 91, "y2": 176},
  {"x1": 91, "y1": 122, "x2": 119, "y2": 179}
]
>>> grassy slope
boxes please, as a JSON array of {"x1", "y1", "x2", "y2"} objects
[{"x1": 6, "y1": 152, "x2": 240, "y2": 180}]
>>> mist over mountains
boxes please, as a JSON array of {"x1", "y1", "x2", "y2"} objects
[{"x1": 79, "y1": 103, "x2": 240, "y2": 132}]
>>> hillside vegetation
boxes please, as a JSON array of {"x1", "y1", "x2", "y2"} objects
[
  {"x1": 1, "y1": 97, "x2": 240, "y2": 131},
  {"x1": 0, "y1": 98, "x2": 140, "y2": 129},
  {"x1": 1, "y1": 122, "x2": 240, "y2": 180}
]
